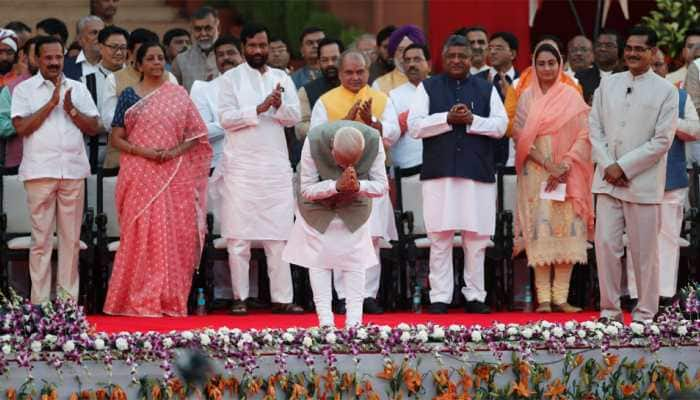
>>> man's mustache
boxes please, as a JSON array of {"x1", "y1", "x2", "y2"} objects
[{"x1": 407, "y1": 67, "x2": 419, "y2": 73}]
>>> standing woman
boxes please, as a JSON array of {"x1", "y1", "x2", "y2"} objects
[
  {"x1": 512, "y1": 43, "x2": 594, "y2": 313},
  {"x1": 104, "y1": 42, "x2": 212, "y2": 316}
]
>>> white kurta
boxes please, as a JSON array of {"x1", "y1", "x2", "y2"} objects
[
  {"x1": 282, "y1": 139, "x2": 388, "y2": 271},
  {"x1": 216, "y1": 63, "x2": 301, "y2": 240},
  {"x1": 388, "y1": 82, "x2": 423, "y2": 169},
  {"x1": 407, "y1": 83, "x2": 508, "y2": 235},
  {"x1": 309, "y1": 90, "x2": 399, "y2": 241},
  {"x1": 191, "y1": 77, "x2": 226, "y2": 168}
]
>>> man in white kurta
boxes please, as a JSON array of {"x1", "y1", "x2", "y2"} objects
[
  {"x1": 309, "y1": 50, "x2": 399, "y2": 313},
  {"x1": 283, "y1": 122, "x2": 388, "y2": 327},
  {"x1": 217, "y1": 24, "x2": 303, "y2": 314},
  {"x1": 590, "y1": 27, "x2": 678, "y2": 322},
  {"x1": 408, "y1": 35, "x2": 508, "y2": 314}
]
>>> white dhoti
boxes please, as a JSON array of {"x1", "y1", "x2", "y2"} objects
[
  {"x1": 625, "y1": 188, "x2": 687, "y2": 299},
  {"x1": 422, "y1": 177, "x2": 496, "y2": 303}
]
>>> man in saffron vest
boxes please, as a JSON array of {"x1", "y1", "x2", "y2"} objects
[
  {"x1": 283, "y1": 122, "x2": 388, "y2": 327},
  {"x1": 310, "y1": 50, "x2": 399, "y2": 314},
  {"x1": 408, "y1": 35, "x2": 508, "y2": 314}
]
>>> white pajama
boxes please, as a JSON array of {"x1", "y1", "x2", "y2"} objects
[
  {"x1": 227, "y1": 239, "x2": 293, "y2": 303},
  {"x1": 309, "y1": 268, "x2": 365, "y2": 327}
]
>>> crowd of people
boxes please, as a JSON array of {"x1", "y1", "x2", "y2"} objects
[{"x1": 1, "y1": 1, "x2": 700, "y2": 328}]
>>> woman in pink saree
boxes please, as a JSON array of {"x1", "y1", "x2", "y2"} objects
[
  {"x1": 104, "y1": 42, "x2": 212, "y2": 316},
  {"x1": 512, "y1": 43, "x2": 594, "y2": 313}
]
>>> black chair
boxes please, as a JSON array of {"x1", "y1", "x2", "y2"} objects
[
  {"x1": 0, "y1": 166, "x2": 94, "y2": 309},
  {"x1": 489, "y1": 166, "x2": 516, "y2": 310},
  {"x1": 94, "y1": 167, "x2": 120, "y2": 312},
  {"x1": 679, "y1": 164, "x2": 700, "y2": 287}
]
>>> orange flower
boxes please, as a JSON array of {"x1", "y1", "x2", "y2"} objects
[
  {"x1": 290, "y1": 384, "x2": 307, "y2": 400},
  {"x1": 645, "y1": 381, "x2": 657, "y2": 396},
  {"x1": 366, "y1": 392, "x2": 381, "y2": 400},
  {"x1": 7, "y1": 389, "x2": 17, "y2": 400},
  {"x1": 574, "y1": 354, "x2": 584, "y2": 368},
  {"x1": 265, "y1": 378, "x2": 276, "y2": 398},
  {"x1": 434, "y1": 369, "x2": 450, "y2": 387},
  {"x1": 474, "y1": 364, "x2": 491, "y2": 386},
  {"x1": 68, "y1": 394, "x2": 79, "y2": 400},
  {"x1": 49, "y1": 390, "x2": 57, "y2": 400},
  {"x1": 95, "y1": 388, "x2": 106, "y2": 400},
  {"x1": 596, "y1": 366, "x2": 612, "y2": 380},
  {"x1": 377, "y1": 361, "x2": 397, "y2": 380},
  {"x1": 517, "y1": 361, "x2": 531, "y2": 384},
  {"x1": 79, "y1": 391, "x2": 91, "y2": 400},
  {"x1": 621, "y1": 383, "x2": 636, "y2": 397},
  {"x1": 403, "y1": 367, "x2": 422, "y2": 394},
  {"x1": 544, "y1": 378, "x2": 566, "y2": 399},
  {"x1": 543, "y1": 367, "x2": 552, "y2": 381},
  {"x1": 509, "y1": 380, "x2": 533, "y2": 398},
  {"x1": 41, "y1": 394, "x2": 48, "y2": 400},
  {"x1": 341, "y1": 372, "x2": 354, "y2": 391},
  {"x1": 458, "y1": 369, "x2": 473, "y2": 391},
  {"x1": 364, "y1": 380, "x2": 374, "y2": 393},
  {"x1": 604, "y1": 354, "x2": 619, "y2": 368},
  {"x1": 247, "y1": 378, "x2": 261, "y2": 396},
  {"x1": 635, "y1": 357, "x2": 646, "y2": 370},
  {"x1": 150, "y1": 385, "x2": 161, "y2": 400}
]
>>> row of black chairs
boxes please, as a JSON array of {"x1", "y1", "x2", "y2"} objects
[{"x1": 2, "y1": 163, "x2": 699, "y2": 314}]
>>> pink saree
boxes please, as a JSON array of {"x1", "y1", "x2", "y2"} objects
[{"x1": 104, "y1": 82, "x2": 212, "y2": 317}]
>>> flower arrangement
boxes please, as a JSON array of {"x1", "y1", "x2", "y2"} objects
[{"x1": 0, "y1": 287, "x2": 699, "y2": 398}]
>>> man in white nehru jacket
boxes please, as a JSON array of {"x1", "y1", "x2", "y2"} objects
[{"x1": 283, "y1": 120, "x2": 388, "y2": 327}]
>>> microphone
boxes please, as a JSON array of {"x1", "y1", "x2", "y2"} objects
[{"x1": 626, "y1": 87, "x2": 632, "y2": 95}]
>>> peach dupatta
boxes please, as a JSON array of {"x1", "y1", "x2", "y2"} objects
[{"x1": 512, "y1": 47, "x2": 594, "y2": 237}]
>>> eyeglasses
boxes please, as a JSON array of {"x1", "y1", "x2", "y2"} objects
[
  {"x1": 624, "y1": 45, "x2": 651, "y2": 53},
  {"x1": 103, "y1": 43, "x2": 127, "y2": 53}
]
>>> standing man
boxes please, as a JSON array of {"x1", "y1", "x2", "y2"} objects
[
  {"x1": 408, "y1": 35, "x2": 507, "y2": 314},
  {"x1": 36, "y1": 18, "x2": 69, "y2": 47},
  {"x1": 63, "y1": 16, "x2": 104, "y2": 81},
  {"x1": 4, "y1": 22, "x2": 31, "y2": 49},
  {"x1": 373, "y1": 25, "x2": 426, "y2": 95},
  {"x1": 591, "y1": 26, "x2": 678, "y2": 323},
  {"x1": 353, "y1": 33, "x2": 377, "y2": 64},
  {"x1": 163, "y1": 28, "x2": 191, "y2": 71},
  {"x1": 295, "y1": 37, "x2": 344, "y2": 141},
  {"x1": 0, "y1": 29, "x2": 20, "y2": 88},
  {"x1": 268, "y1": 37, "x2": 291, "y2": 72},
  {"x1": 369, "y1": 25, "x2": 396, "y2": 84},
  {"x1": 666, "y1": 28, "x2": 700, "y2": 88},
  {"x1": 455, "y1": 26, "x2": 490, "y2": 75},
  {"x1": 291, "y1": 27, "x2": 325, "y2": 89},
  {"x1": 91, "y1": 0, "x2": 120, "y2": 25},
  {"x1": 172, "y1": 6, "x2": 220, "y2": 92},
  {"x1": 389, "y1": 43, "x2": 430, "y2": 170},
  {"x1": 567, "y1": 35, "x2": 594, "y2": 74},
  {"x1": 191, "y1": 36, "x2": 242, "y2": 168},
  {"x1": 576, "y1": 28, "x2": 624, "y2": 104},
  {"x1": 310, "y1": 50, "x2": 399, "y2": 314},
  {"x1": 11, "y1": 36, "x2": 101, "y2": 304},
  {"x1": 217, "y1": 23, "x2": 303, "y2": 315}
]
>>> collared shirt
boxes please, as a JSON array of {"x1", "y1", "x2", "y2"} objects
[
  {"x1": 470, "y1": 64, "x2": 490, "y2": 75},
  {"x1": 76, "y1": 50, "x2": 100, "y2": 79},
  {"x1": 291, "y1": 65, "x2": 322, "y2": 89},
  {"x1": 11, "y1": 73, "x2": 99, "y2": 181},
  {"x1": 371, "y1": 68, "x2": 408, "y2": 95},
  {"x1": 485, "y1": 66, "x2": 516, "y2": 82},
  {"x1": 667, "y1": 65, "x2": 687, "y2": 89},
  {"x1": 88, "y1": 63, "x2": 121, "y2": 126},
  {"x1": 388, "y1": 81, "x2": 423, "y2": 169},
  {"x1": 172, "y1": 44, "x2": 218, "y2": 92},
  {"x1": 190, "y1": 76, "x2": 225, "y2": 167}
]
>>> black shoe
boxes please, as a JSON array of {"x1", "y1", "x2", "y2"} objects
[
  {"x1": 230, "y1": 300, "x2": 248, "y2": 315},
  {"x1": 428, "y1": 302, "x2": 449, "y2": 314},
  {"x1": 620, "y1": 295, "x2": 638, "y2": 313},
  {"x1": 363, "y1": 298, "x2": 384, "y2": 314},
  {"x1": 245, "y1": 297, "x2": 270, "y2": 310},
  {"x1": 270, "y1": 302, "x2": 305, "y2": 314},
  {"x1": 658, "y1": 296, "x2": 674, "y2": 309},
  {"x1": 333, "y1": 299, "x2": 346, "y2": 314},
  {"x1": 464, "y1": 300, "x2": 490, "y2": 314}
]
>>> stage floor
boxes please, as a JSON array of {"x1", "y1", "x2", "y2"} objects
[{"x1": 87, "y1": 310, "x2": 631, "y2": 333}]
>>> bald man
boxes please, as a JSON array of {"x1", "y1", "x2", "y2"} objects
[{"x1": 283, "y1": 121, "x2": 388, "y2": 328}]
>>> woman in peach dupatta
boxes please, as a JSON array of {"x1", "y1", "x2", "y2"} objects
[
  {"x1": 512, "y1": 43, "x2": 594, "y2": 313},
  {"x1": 104, "y1": 43, "x2": 212, "y2": 316}
]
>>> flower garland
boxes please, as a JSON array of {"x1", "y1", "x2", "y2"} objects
[{"x1": 1, "y1": 286, "x2": 699, "y2": 398}]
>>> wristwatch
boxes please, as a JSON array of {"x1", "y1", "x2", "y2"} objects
[
  {"x1": 371, "y1": 115, "x2": 378, "y2": 124},
  {"x1": 69, "y1": 108, "x2": 78, "y2": 117}
]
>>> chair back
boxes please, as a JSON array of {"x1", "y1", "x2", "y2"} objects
[
  {"x1": 1, "y1": 166, "x2": 31, "y2": 235},
  {"x1": 97, "y1": 168, "x2": 120, "y2": 238},
  {"x1": 394, "y1": 165, "x2": 425, "y2": 235}
]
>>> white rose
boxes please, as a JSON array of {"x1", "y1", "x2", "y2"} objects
[
  {"x1": 218, "y1": 327, "x2": 230, "y2": 335},
  {"x1": 595, "y1": 331, "x2": 604, "y2": 341},
  {"x1": 231, "y1": 328, "x2": 241, "y2": 335},
  {"x1": 199, "y1": 334, "x2": 211, "y2": 346},
  {"x1": 577, "y1": 330, "x2": 587, "y2": 339},
  {"x1": 565, "y1": 321, "x2": 576, "y2": 331},
  {"x1": 507, "y1": 327, "x2": 519, "y2": 336},
  {"x1": 115, "y1": 337, "x2": 129, "y2": 351},
  {"x1": 566, "y1": 336, "x2": 576, "y2": 346},
  {"x1": 432, "y1": 326, "x2": 445, "y2": 339},
  {"x1": 400, "y1": 331, "x2": 411, "y2": 342},
  {"x1": 236, "y1": 339, "x2": 246, "y2": 350},
  {"x1": 471, "y1": 330, "x2": 482, "y2": 343},
  {"x1": 630, "y1": 322, "x2": 644, "y2": 336},
  {"x1": 416, "y1": 330, "x2": 429, "y2": 343},
  {"x1": 604, "y1": 325, "x2": 618, "y2": 336},
  {"x1": 357, "y1": 328, "x2": 368, "y2": 340},
  {"x1": 542, "y1": 330, "x2": 551, "y2": 341},
  {"x1": 143, "y1": 341, "x2": 153, "y2": 351},
  {"x1": 44, "y1": 334, "x2": 57, "y2": 344},
  {"x1": 263, "y1": 334, "x2": 274, "y2": 344},
  {"x1": 241, "y1": 333, "x2": 253, "y2": 343},
  {"x1": 219, "y1": 334, "x2": 230, "y2": 345},
  {"x1": 62, "y1": 340, "x2": 75, "y2": 353},
  {"x1": 0, "y1": 334, "x2": 10, "y2": 342},
  {"x1": 449, "y1": 324, "x2": 461, "y2": 332},
  {"x1": 541, "y1": 321, "x2": 552, "y2": 329},
  {"x1": 80, "y1": 333, "x2": 90, "y2": 341},
  {"x1": 181, "y1": 331, "x2": 194, "y2": 340},
  {"x1": 302, "y1": 336, "x2": 313, "y2": 347},
  {"x1": 325, "y1": 332, "x2": 337, "y2": 344},
  {"x1": 521, "y1": 328, "x2": 533, "y2": 339},
  {"x1": 595, "y1": 322, "x2": 606, "y2": 330},
  {"x1": 379, "y1": 331, "x2": 389, "y2": 340},
  {"x1": 94, "y1": 338, "x2": 105, "y2": 350},
  {"x1": 398, "y1": 323, "x2": 410, "y2": 331},
  {"x1": 162, "y1": 338, "x2": 174, "y2": 349},
  {"x1": 649, "y1": 325, "x2": 660, "y2": 335},
  {"x1": 30, "y1": 340, "x2": 42, "y2": 353},
  {"x1": 2, "y1": 344, "x2": 11, "y2": 355},
  {"x1": 552, "y1": 327, "x2": 564, "y2": 338},
  {"x1": 496, "y1": 323, "x2": 506, "y2": 331},
  {"x1": 286, "y1": 328, "x2": 297, "y2": 335},
  {"x1": 380, "y1": 325, "x2": 392, "y2": 333},
  {"x1": 283, "y1": 333, "x2": 294, "y2": 343},
  {"x1": 677, "y1": 325, "x2": 688, "y2": 336},
  {"x1": 582, "y1": 321, "x2": 595, "y2": 330}
]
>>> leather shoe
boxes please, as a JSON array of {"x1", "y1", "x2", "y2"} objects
[
  {"x1": 428, "y1": 302, "x2": 449, "y2": 314},
  {"x1": 245, "y1": 297, "x2": 270, "y2": 310},
  {"x1": 535, "y1": 301, "x2": 551, "y2": 313},
  {"x1": 363, "y1": 298, "x2": 384, "y2": 314},
  {"x1": 271, "y1": 302, "x2": 304, "y2": 314},
  {"x1": 230, "y1": 300, "x2": 248, "y2": 316},
  {"x1": 333, "y1": 299, "x2": 346, "y2": 314},
  {"x1": 464, "y1": 300, "x2": 490, "y2": 314},
  {"x1": 552, "y1": 302, "x2": 582, "y2": 313}
]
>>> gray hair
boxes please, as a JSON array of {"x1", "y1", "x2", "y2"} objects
[
  {"x1": 339, "y1": 49, "x2": 369, "y2": 69},
  {"x1": 351, "y1": 33, "x2": 375, "y2": 48},
  {"x1": 442, "y1": 34, "x2": 469, "y2": 55},
  {"x1": 76, "y1": 15, "x2": 103, "y2": 35},
  {"x1": 333, "y1": 126, "x2": 365, "y2": 162}
]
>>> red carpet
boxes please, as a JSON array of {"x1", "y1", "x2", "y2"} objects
[{"x1": 88, "y1": 311, "x2": 631, "y2": 333}]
